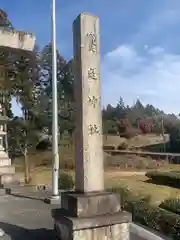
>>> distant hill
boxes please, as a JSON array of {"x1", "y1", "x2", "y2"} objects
[{"x1": 102, "y1": 97, "x2": 180, "y2": 135}]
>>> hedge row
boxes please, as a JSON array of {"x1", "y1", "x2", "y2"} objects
[
  {"x1": 130, "y1": 200, "x2": 180, "y2": 239},
  {"x1": 160, "y1": 199, "x2": 180, "y2": 215},
  {"x1": 110, "y1": 187, "x2": 180, "y2": 239},
  {"x1": 145, "y1": 170, "x2": 180, "y2": 187}
]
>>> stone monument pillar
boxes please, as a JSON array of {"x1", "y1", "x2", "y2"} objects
[
  {"x1": 74, "y1": 12, "x2": 104, "y2": 193},
  {"x1": 52, "y1": 13, "x2": 131, "y2": 240}
]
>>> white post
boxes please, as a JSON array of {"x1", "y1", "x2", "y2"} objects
[{"x1": 51, "y1": 0, "x2": 59, "y2": 198}]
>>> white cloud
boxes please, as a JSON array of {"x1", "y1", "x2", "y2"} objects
[
  {"x1": 148, "y1": 47, "x2": 164, "y2": 55},
  {"x1": 101, "y1": 44, "x2": 180, "y2": 114},
  {"x1": 131, "y1": 5, "x2": 180, "y2": 51}
]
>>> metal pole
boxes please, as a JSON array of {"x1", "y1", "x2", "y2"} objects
[
  {"x1": 51, "y1": 0, "x2": 59, "y2": 198},
  {"x1": 161, "y1": 115, "x2": 166, "y2": 153}
]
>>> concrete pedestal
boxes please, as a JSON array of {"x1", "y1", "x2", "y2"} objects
[
  {"x1": 0, "y1": 146, "x2": 18, "y2": 187},
  {"x1": 52, "y1": 191, "x2": 132, "y2": 240},
  {"x1": 0, "y1": 161, "x2": 19, "y2": 189},
  {"x1": 45, "y1": 195, "x2": 61, "y2": 205},
  {"x1": 0, "y1": 158, "x2": 16, "y2": 187}
]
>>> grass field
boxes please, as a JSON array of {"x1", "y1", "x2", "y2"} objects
[
  {"x1": 14, "y1": 147, "x2": 180, "y2": 207},
  {"x1": 15, "y1": 166, "x2": 180, "y2": 206},
  {"x1": 105, "y1": 172, "x2": 180, "y2": 205},
  {"x1": 13, "y1": 137, "x2": 180, "y2": 207}
]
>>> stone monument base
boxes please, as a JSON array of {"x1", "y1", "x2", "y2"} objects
[
  {"x1": 52, "y1": 191, "x2": 132, "y2": 240},
  {"x1": 0, "y1": 150, "x2": 19, "y2": 187},
  {"x1": 0, "y1": 164, "x2": 19, "y2": 187}
]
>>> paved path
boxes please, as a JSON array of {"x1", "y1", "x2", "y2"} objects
[
  {"x1": 0, "y1": 190, "x2": 151, "y2": 239},
  {"x1": 0, "y1": 193, "x2": 56, "y2": 239}
]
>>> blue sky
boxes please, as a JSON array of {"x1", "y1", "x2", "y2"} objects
[{"x1": 2, "y1": 0, "x2": 180, "y2": 115}]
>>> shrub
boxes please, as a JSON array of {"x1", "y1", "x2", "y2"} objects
[
  {"x1": 136, "y1": 158, "x2": 149, "y2": 169},
  {"x1": 169, "y1": 124, "x2": 180, "y2": 153},
  {"x1": 137, "y1": 119, "x2": 153, "y2": 134},
  {"x1": 60, "y1": 157, "x2": 75, "y2": 169},
  {"x1": 118, "y1": 118, "x2": 132, "y2": 136},
  {"x1": 105, "y1": 155, "x2": 166, "y2": 170},
  {"x1": 109, "y1": 186, "x2": 134, "y2": 209},
  {"x1": 160, "y1": 199, "x2": 180, "y2": 215},
  {"x1": 117, "y1": 142, "x2": 128, "y2": 150},
  {"x1": 123, "y1": 128, "x2": 141, "y2": 139},
  {"x1": 131, "y1": 201, "x2": 180, "y2": 239},
  {"x1": 109, "y1": 186, "x2": 151, "y2": 209},
  {"x1": 59, "y1": 146, "x2": 75, "y2": 170},
  {"x1": 103, "y1": 145, "x2": 116, "y2": 150},
  {"x1": 58, "y1": 172, "x2": 74, "y2": 190},
  {"x1": 108, "y1": 186, "x2": 180, "y2": 239},
  {"x1": 145, "y1": 170, "x2": 180, "y2": 187},
  {"x1": 146, "y1": 159, "x2": 167, "y2": 169}
]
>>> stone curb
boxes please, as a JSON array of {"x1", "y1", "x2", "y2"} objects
[{"x1": 130, "y1": 223, "x2": 169, "y2": 240}]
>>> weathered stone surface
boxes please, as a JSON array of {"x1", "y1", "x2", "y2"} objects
[
  {"x1": 0, "y1": 188, "x2": 6, "y2": 195},
  {"x1": 0, "y1": 27, "x2": 35, "y2": 51},
  {"x1": 0, "y1": 157, "x2": 11, "y2": 166},
  {"x1": 130, "y1": 223, "x2": 169, "y2": 240},
  {"x1": 53, "y1": 12, "x2": 132, "y2": 240},
  {"x1": 73, "y1": 12, "x2": 104, "y2": 193},
  {"x1": 61, "y1": 191, "x2": 121, "y2": 217},
  {"x1": 0, "y1": 165, "x2": 15, "y2": 174},
  {"x1": 0, "y1": 173, "x2": 15, "y2": 185},
  {"x1": 0, "y1": 191, "x2": 164, "y2": 239},
  {"x1": 54, "y1": 211, "x2": 131, "y2": 240},
  {"x1": 73, "y1": 223, "x2": 129, "y2": 240},
  {"x1": 0, "y1": 228, "x2": 4, "y2": 237}
]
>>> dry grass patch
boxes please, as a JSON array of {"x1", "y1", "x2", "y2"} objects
[
  {"x1": 17, "y1": 165, "x2": 180, "y2": 206},
  {"x1": 105, "y1": 173, "x2": 180, "y2": 205}
]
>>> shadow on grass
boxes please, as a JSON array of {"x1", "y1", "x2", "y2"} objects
[
  {"x1": 143, "y1": 179, "x2": 180, "y2": 189},
  {"x1": 0, "y1": 222, "x2": 55, "y2": 240}
]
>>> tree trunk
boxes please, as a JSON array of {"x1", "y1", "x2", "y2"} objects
[
  {"x1": 23, "y1": 109, "x2": 30, "y2": 184},
  {"x1": 24, "y1": 147, "x2": 30, "y2": 184}
]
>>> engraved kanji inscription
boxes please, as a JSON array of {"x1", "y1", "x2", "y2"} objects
[
  {"x1": 88, "y1": 68, "x2": 97, "y2": 80},
  {"x1": 87, "y1": 32, "x2": 97, "y2": 53},
  {"x1": 88, "y1": 124, "x2": 100, "y2": 135},
  {"x1": 84, "y1": 155, "x2": 89, "y2": 164},
  {"x1": 88, "y1": 96, "x2": 98, "y2": 108}
]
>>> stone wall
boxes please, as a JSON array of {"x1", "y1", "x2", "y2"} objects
[
  {"x1": 0, "y1": 27, "x2": 35, "y2": 51},
  {"x1": 74, "y1": 223, "x2": 129, "y2": 240}
]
